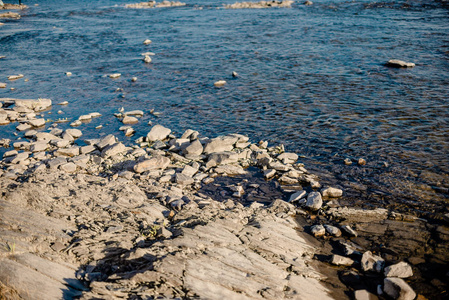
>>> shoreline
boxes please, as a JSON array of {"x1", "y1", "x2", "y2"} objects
[
  {"x1": 0, "y1": 98, "x2": 448, "y2": 299},
  {"x1": 1, "y1": 2, "x2": 448, "y2": 299}
]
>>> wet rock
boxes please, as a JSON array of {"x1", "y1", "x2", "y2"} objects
[
  {"x1": 310, "y1": 224, "x2": 326, "y2": 237},
  {"x1": 330, "y1": 255, "x2": 354, "y2": 266},
  {"x1": 134, "y1": 155, "x2": 170, "y2": 173},
  {"x1": 109, "y1": 73, "x2": 121, "y2": 78},
  {"x1": 383, "y1": 277, "x2": 416, "y2": 300},
  {"x1": 143, "y1": 55, "x2": 152, "y2": 63},
  {"x1": 305, "y1": 191, "x2": 322, "y2": 211},
  {"x1": 143, "y1": 39, "x2": 152, "y2": 45},
  {"x1": 358, "y1": 158, "x2": 367, "y2": 166},
  {"x1": 384, "y1": 262, "x2": 413, "y2": 278},
  {"x1": 386, "y1": 59, "x2": 415, "y2": 68},
  {"x1": 0, "y1": 82, "x2": 6, "y2": 88},
  {"x1": 304, "y1": 0, "x2": 313, "y2": 5},
  {"x1": 214, "y1": 80, "x2": 226, "y2": 87},
  {"x1": 124, "y1": 110, "x2": 144, "y2": 117},
  {"x1": 147, "y1": 124, "x2": 171, "y2": 142},
  {"x1": 122, "y1": 116, "x2": 138, "y2": 124},
  {"x1": 16, "y1": 123, "x2": 32, "y2": 131},
  {"x1": 232, "y1": 71, "x2": 239, "y2": 77},
  {"x1": 324, "y1": 224, "x2": 342, "y2": 237},
  {"x1": 361, "y1": 251, "x2": 384, "y2": 273},
  {"x1": 321, "y1": 187, "x2": 343, "y2": 198}
]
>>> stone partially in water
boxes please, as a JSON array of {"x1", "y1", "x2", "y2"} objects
[
  {"x1": 214, "y1": 80, "x2": 226, "y2": 87},
  {"x1": 386, "y1": 59, "x2": 415, "y2": 68}
]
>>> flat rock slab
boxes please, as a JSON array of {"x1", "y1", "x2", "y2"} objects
[{"x1": 0, "y1": 98, "x2": 52, "y2": 111}]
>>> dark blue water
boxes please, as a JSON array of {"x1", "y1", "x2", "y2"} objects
[{"x1": 1, "y1": 0, "x2": 448, "y2": 217}]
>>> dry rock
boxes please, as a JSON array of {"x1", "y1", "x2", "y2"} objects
[
  {"x1": 134, "y1": 155, "x2": 170, "y2": 173},
  {"x1": 383, "y1": 277, "x2": 416, "y2": 300},
  {"x1": 384, "y1": 262, "x2": 413, "y2": 278},
  {"x1": 147, "y1": 125, "x2": 171, "y2": 142}
]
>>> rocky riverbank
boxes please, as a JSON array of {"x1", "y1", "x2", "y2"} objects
[{"x1": 0, "y1": 96, "x2": 448, "y2": 299}]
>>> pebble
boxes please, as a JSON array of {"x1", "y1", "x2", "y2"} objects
[
  {"x1": 321, "y1": 187, "x2": 343, "y2": 198},
  {"x1": 65, "y1": 72, "x2": 72, "y2": 76},
  {"x1": 58, "y1": 101, "x2": 69, "y2": 105},
  {"x1": 143, "y1": 39, "x2": 152, "y2": 45},
  {"x1": 143, "y1": 55, "x2": 152, "y2": 63},
  {"x1": 232, "y1": 71, "x2": 238, "y2": 77},
  {"x1": 344, "y1": 158, "x2": 352, "y2": 165},
  {"x1": 131, "y1": 77, "x2": 137, "y2": 82},
  {"x1": 358, "y1": 158, "x2": 366, "y2": 166},
  {"x1": 109, "y1": 73, "x2": 121, "y2": 79},
  {"x1": 0, "y1": 83, "x2": 6, "y2": 88}
]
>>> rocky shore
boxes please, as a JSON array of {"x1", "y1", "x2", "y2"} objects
[
  {"x1": 0, "y1": 95, "x2": 448, "y2": 299},
  {"x1": 0, "y1": 2, "x2": 447, "y2": 300}
]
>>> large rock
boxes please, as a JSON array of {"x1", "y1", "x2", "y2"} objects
[
  {"x1": 134, "y1": 155, "x2": 170, "y2": 173},
  {"x1": 321, "y1": 187, "x2": 343, "y2": 198},
  {"x1": 101, "y1": 142, "x2": 128, "y2": 158},
  {"x1": 95, "y1": 134, "x2": 117, "y2": 150},
  {"x1": 277, "y1": 152, "x2": 298, "y2": 164},
  {"x1": 203, "y1": 135, "x2": 238, "y2": 154},
  {"x1": 383, "y1": 277, "x2": 416, "y2": 300},
  {"x1": 147, "y1": 125, "x2": 171, "y2": 142},
  {"x1": 305, "y1": 192, "x2": 322, "y2": 211},
  {"x1": 384, "y1": 262, "x2": 413, "y2": 278}
]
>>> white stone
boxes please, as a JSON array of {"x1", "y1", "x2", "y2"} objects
[
  {"x1": 147, "y1": 125, "x2": 171, "y2": 142},
  {"x1": 324, "y1": 225, "x2": 341, "y2": 237},
  {"x1": 384, "y1": 262, "x2": 413, "y2": 278},
  {"x1": 288, "y1": 190, "x2": 306, "y2": 203},
  {"x1": 383, "y1": 277, "x2": 416, "y2": 300},
  {"x1": 361, "y1": 251, "x2": 384, "y2": 273},
  {"x1": 122, "y1": 116, "x2": 138, "y2": 124},
  {"x1": 310, "y1": 225, "x2": 325, "y2": 237},
  {"x1": 214, "y1": 80, "x2": 226, "y2": 87},
  {"x1": 321, "y1": 187, "x2": 343, "y2": 198},
  {"x1": 386, "y1": 59, "x2": 415, "y2": 68},
  {"x1": 330, "y1": 255, "x2": 354, "y2": 266}
]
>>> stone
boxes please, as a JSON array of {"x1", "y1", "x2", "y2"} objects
[
  {"x1": 175, "y1": 173, "x2": 194, "y2": 185},
  {"x1": 51, "y1": 139, "x2": 70, "y2": 148},
  {"x1": 330, "y1": 255, "x2": 354, "y2": 266},
  {"x1": 208, "y1": 151, "x2": 239, "y2": 165},
  {"x1": 231, "y1": 185, "x2": 244, "y2": 198},
  {"x1": 109, "y1": 73, "x2": 121, "y2": 78},
  {"x1": 36, "y1": 132, "x2": 59, "y2": 141},
  {"x1": 288, "y1": 190, "x2": 306, "y2": 203},
  {"x1": 29, "y1": 118, "x2": 46, "y2": 127},
  {"x1": 54, "y1": 147, "x2": 80, "y2": 157},
  {"x1": 4, "y1": 98, "x2": 52, "y2": 111},
  {"x1": 305, "y1": 192, "x2": 322, "y2": 211},
  {"x1": 203, "y1": 135, "x2": 238, "y2": 154},
  {"x1": 383, "y1": 277, "x2": 416, "y2": 300},
  {"x1": 225, "y1": 1, "x2": 293, "y2": 9},
  {"x1": 214, "y1": 80, "x2": 226, "y2": 87},
  {"x1": 147, "y1": 125, "x2": 171, "y2": 142},
  {"x1": 134, "y1": 155, "x2": 170, "y2": 173},
  {"x1": 47, "y1": 157, "x2": 67, "y2": 169},
  {"x1": 30, "y1": 142, "x2": 48, "y2": 153},
  {"x1": 60, "y1": 162, "x2": 77, "y2": 173},
  {"x1": 183, "y1": 139, "x2": 203, "y2": 156},
  {"x1": 354, "y1": 290, "x2": 378, "y2": 300},
  {"x1": 9, "y1": 152, "x2": 29, "y2": 164},
  {"x1": 181, "y1": 165, "x2": 198, "y2": 177},
  {"x1": 321, "y1": 187, "x2": 343, "y2": 198},
  {"x1": 269, "y1": 162, "x2": 290, "y2": 172},
  {"x1": 324, "y1": 225, "x2": 341, "y2": 237},
  {"x1": 361, "y1": 251, "x2": 385, "y2": 273},
  {"x1": 386, "y1": 59, "x2": 415, "y2": 68},
  {"x1": 264, "y1": 169, "x2": 276, "y2": 179},
  {"x1": 101, "y1": 143, "x2": 127, "y2": 158},
  {"x1": 122, "y1": 116, "x2": 138, "y2": 124},
  {"x1": 3, "y1": 150, "x2": 18, "y2": 158},
  {"x1": 96, "y1": 134, "x2": 117, "y2": 150},
  {"x1": 143, "y1": 55, "x2": 152, "y2": 63},
  {"x1": 304, "y1": 0, "x2": 313, "y2": 5},
  {"x1": 277, "y1": 152, "x2": 298, "y2": 164},
  {"x1": 310, "y1": 225, "x2": 325, "y2": 237},
  {"x1": 358, "y1": 158, "x2": 366, "y2": 166},
  {"x1": 16, "y1": 123, "x2": 32, "y2": 131},
  {"x1": 0, "y1": 82, "x2": 6, "y2": 88},
  {"x1": 232, "y1": 71, "x2": 238, "y2": 77},
  {"x1": 65, "y1": 129, "x2": 82, "y2": 138},
  {"x1": 78, "y1": 115, "x2": 92, "y2": 121},
  {"x1": 80, "y1": 145, "x2": 96, "y2": 154},
  {"x1": 341, "y1": 225, "x2": 358, "y2": 237},
  {"x1": 70, "y1": 120, "x2": 82, "y2": 127},
  {"x1": 143, "y1": 39, "x2": 152, "y2": 45},
  {"x1": 124, "y1": 110, "x2": 144, "y2": 117},
  {"x1": 384, "y1": 262, "x2": 413, "y2": 278}
]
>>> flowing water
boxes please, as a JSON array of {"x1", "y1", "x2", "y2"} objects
[{"x1": 1, "y1": 0, "x2": 448, "y2": 218}]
